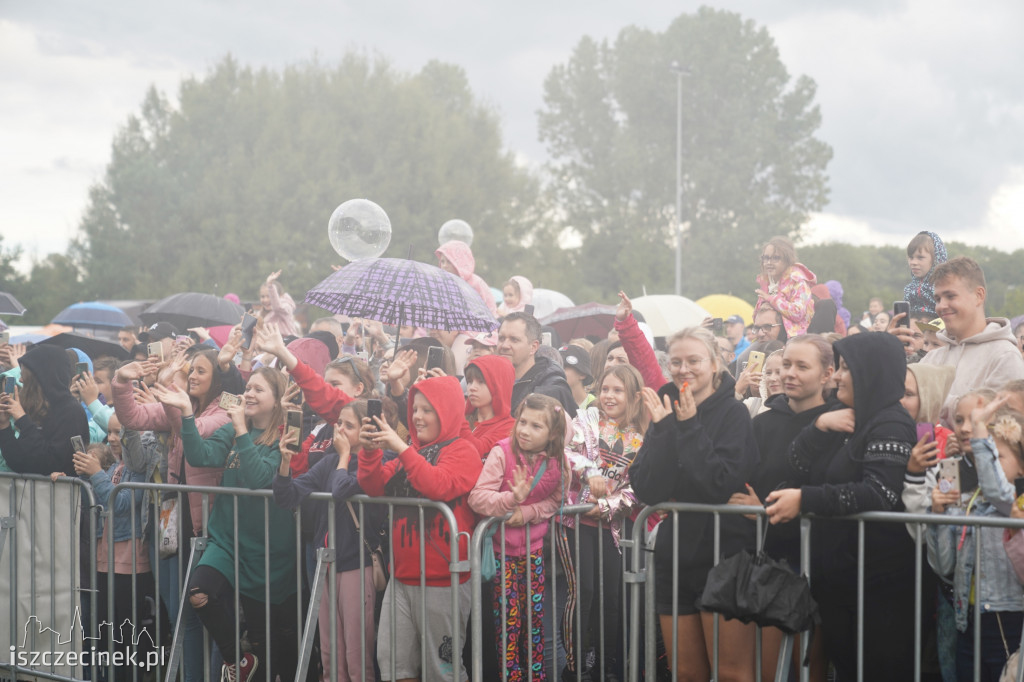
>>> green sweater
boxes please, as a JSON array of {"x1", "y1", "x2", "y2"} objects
[{"x1": 180, "y1": 416, "x2": 297, "y2": 603}]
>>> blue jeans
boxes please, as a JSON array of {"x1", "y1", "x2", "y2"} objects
[{"x1": 956, "y1": 611, "x2": 1023, "y2": 682}]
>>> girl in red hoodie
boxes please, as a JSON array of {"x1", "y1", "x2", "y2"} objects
[
  {"x1": 358, "y1": 375, "x2": 482, "y2": 682},
  {"x1": 462, "y1": 354, "x2": 516, "y2": 460}
]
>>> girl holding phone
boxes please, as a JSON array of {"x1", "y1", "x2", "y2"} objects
[
  {"x1": 152, "y1": 368, "x2": 299, "y2": 682},
  {"x1": 274, "y1": 399, "x2": 384, "y2": 682},
  {"x1": 0, "y1": 345, "x2": 88, "y2": 475}
]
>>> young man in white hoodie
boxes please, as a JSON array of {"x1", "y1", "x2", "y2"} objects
[{"x1": 895, "y1": 256, "x2": 1024, "y2": 426}]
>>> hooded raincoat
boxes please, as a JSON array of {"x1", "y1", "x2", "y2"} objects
[
  {"x1": 435, "y1": 241, "x2": 498, "y2": 317},
  {"x1": 903, "y1": 231, "x2": 948, "y2": 316},
  {"x1": 757, "y1": 262, "x2": 817, "y2": 337},
  {"x1": 497, "y1": 276, "x2": 534, "y2": 316},
  {"x1": 358, "y1": 375, "x2": 482, "y2": 585},
  {"x1": 0, "y1": 345, "x2": 88, "y2": 475},
  {"x1": 462, "y1": 354, "x2": 516, "y2": 459}
]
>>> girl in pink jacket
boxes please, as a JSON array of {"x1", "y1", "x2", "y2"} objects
[
  {"x1": 468, "y1": 394, "x2": 566, "y2": 682},
  {"x1": 435, "y1": 240, "x2": 499, "y2": 317},
  {"x1": 755, "y1": 236, "x2": 817, "y2": 337}
]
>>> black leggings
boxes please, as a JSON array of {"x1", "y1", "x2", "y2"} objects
[
  {"x1": 557, "y1": 524, "x2": 623, "y2": 673},
  {"x1": 187, "y1": 565, "x2": 299, "y2": 677}
]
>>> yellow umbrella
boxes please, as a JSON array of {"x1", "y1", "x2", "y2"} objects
[{"x1": 695, "y1": 295, "x2": 755, "y2": 326}]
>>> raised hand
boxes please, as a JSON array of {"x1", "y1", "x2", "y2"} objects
[
  {"x1": 2, "y1": 386, "x2": 24, "y2": 421},
  {"x1": 227, "y1": 401, "x2": 247, "y2": 436},
  {"x1": 133, "y1": 381, "x2": 157, "y2": 405},
  {"x1": 970, "y1": 395, "x2": 1010, "y2": 439},
  {"x1": 218, "y1": 326, "x2": 243, "y2": 370},
  {"x1": 931, "y1": 485, "x2": 960, "y2": 514},
  {"x1": 642, "y1": 387, "x2": 672, "y2": 424},
  {"x1": 73, "y1": 449, "x2": 103, "y2": 477},
  {"x1": 511, "y1": 464, "x2": 532, "y2": 503},
  {"x1": 115, "y1": 361, "x2": 148, "y2": 382},
  {"x1": 674, "y1": 383, "x2": 696, "y2": 421},
  {"x1": 907, "y1": 432, "x2": 941, "y2": 475},
  {"x1": 615, "y1": 291, "x2": 633, "y2": 323},
  {"x1": 256, "y1": 321, "x2": 287, "y2": 360},
  {"x1": 266, "y1": 269, "x2": 282, "y2": 284},
  {"x1": 369, "y1": 414, "x2": 406, "y2": 453},
  {"x1": 149, "y1": 382, "x2": 194, "y2": 416},
  {"x1": 75, "y1": 372, "x2": 100, "y2": 405}
]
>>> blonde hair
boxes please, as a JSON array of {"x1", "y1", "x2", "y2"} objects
[
  {"x1": 991, "y1": 408, "x2": 1024, "y2": 469},
  {"x1": 665, "y1": 327, "x2": 722, "y2": 390}
]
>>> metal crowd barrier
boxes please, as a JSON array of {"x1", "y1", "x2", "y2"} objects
[
  {"x1": 1, "y1": 472, "x2": 98, "y2": 682},
  {"x1": 8, "y1": 467, "x2": 1024, "y2": 682}
]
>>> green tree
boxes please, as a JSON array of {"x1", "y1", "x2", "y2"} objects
[
  {"x1": 798, "y1": 241, "x2": 1024, "y2": 323},
  {"x1": 72, "y1": 54, "x2": 538, "y2": 302},
  {"x1": 537, "y1": 7, "x2": 832, "y2": 299},
  {"x1": 17, "y1": 254, "x2": 84, "y2": 325}
]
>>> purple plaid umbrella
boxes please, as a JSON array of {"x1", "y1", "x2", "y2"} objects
[{"x1": 304, "y1": 258, "x2": 498, "y2": 332}]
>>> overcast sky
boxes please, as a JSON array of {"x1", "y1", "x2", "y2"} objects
[{"x1": 2, "y1": 0, "x2": 1023, "y2": 274}]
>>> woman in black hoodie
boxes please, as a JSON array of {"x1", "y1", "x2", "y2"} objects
[
  {"x1": 0, "y1": 344, "x2": 89, "y2": 475},
  {"x1": 629, "y1": 326, "x2": 759, "y2": 682},
  {"x1": 766, "y1": 332, "x2": 917, "y2": 680}
]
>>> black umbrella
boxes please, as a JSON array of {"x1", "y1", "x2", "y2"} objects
[
  {"x1": 697, "y1": 536, "x2": 817, "y2": 634},
  {"x1": 0, "y1": 292, "x2": 26, "y2": 316},
  {"x1": 140, "y1": 292, "x2": 245, "y2": 329},
  {"x1": 39, "y1": 332, "x2": 129, "y2": 361}
]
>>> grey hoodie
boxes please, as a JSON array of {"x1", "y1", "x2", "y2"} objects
[{"x1": 921, "y1": 317, "x2": 1024, "y2": 427}]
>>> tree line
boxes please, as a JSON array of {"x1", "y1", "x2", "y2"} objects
[{"x1": 3, "y1": 9, "x2": 1020, "y2": 326}]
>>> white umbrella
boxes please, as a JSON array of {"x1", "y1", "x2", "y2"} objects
[
  {"x1": 530, "y1": 289, "x2": 575, "y2": 320},
  {"x1": 631, "y1": 295, "x2": 710, "y2": 337}
]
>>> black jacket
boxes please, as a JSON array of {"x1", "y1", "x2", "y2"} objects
[
  {"x1": 789, "y1": 332, "x2": 917, "y2": 585},
  {"x1": 629, "y1": 371, "x2": 759, "y2": 568},
  {"x1": 751, "y1": 392, "x2": 836, "y2": 564},
  {"x1": 0, "y1": 345, "x2": 89, "y2": 476},
  {"x1": 511, "y1": 355, "x2": 577, "y2": 418}
]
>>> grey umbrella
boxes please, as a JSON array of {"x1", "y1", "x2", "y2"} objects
[{"x1": 0, "y1": 292, "x2": 26, "y2": 316}]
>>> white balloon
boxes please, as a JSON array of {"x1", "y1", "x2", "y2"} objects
[
  {"x1": 328, "y1": 199, "x2": 392, "y2": 261},
  {"x1": 438, "y1": 219, "x2": 474, "y2": 246}
]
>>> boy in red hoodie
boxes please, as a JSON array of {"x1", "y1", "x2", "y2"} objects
[
  {"x1": 462, "y1": 354, "x2": 516, "y2": 460},
  {"x1": 358, "y1": 375, "x2": 482, "y2": 682}
]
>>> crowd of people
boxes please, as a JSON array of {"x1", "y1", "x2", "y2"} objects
[{"x1": 2, "y1": 233, "x2": 1024, "y2": 682}]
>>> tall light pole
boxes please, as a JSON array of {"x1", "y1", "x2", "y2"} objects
[{"x1": 671, "y1": 61, "x2": 686, "y2": 296}]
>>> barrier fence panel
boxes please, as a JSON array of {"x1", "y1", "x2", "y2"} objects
[
  {"x1": 11, "y1": 467, "x2": 1024, "y2": 682},
  {"x1": 1, "y1": 472, "x2": 97, "y2": 682}
]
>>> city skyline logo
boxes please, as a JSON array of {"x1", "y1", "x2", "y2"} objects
[{"x1": 10, "y1": 606, "x2": 164, "y2": 672}]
